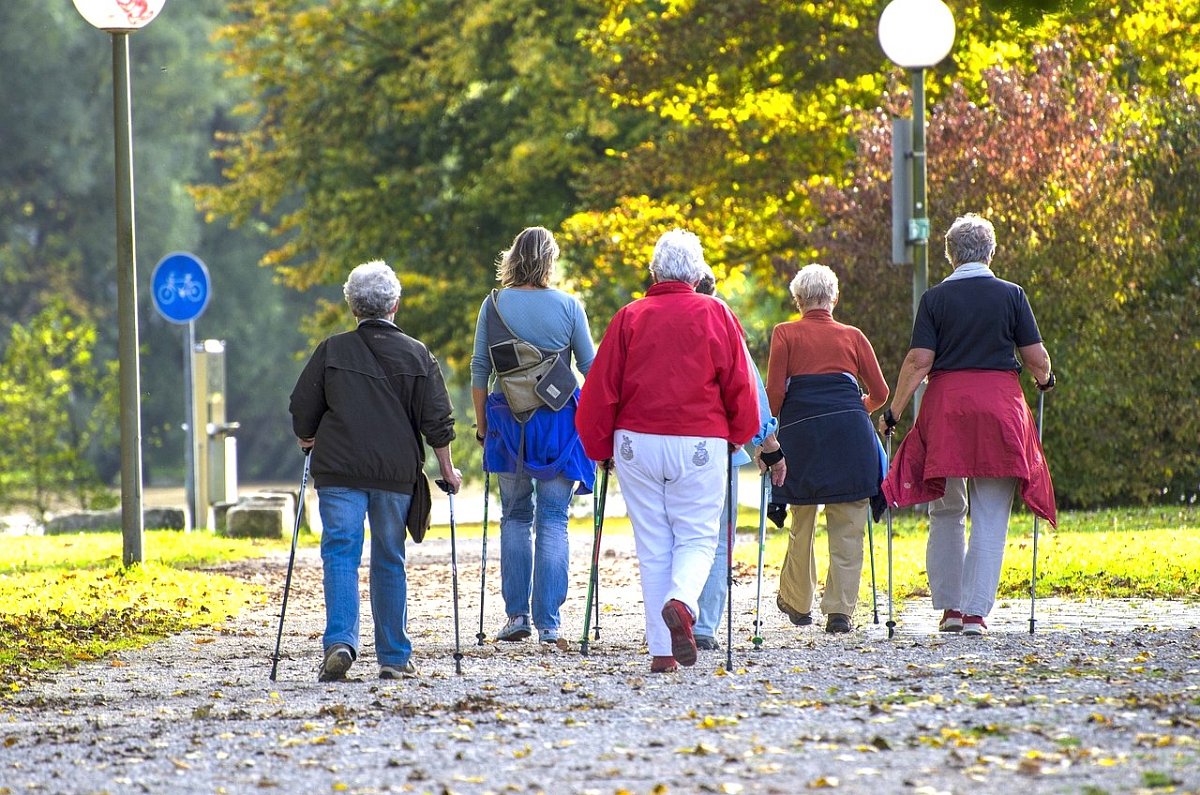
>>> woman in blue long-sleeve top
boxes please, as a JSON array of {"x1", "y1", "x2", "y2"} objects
[{"x1": 470, "y1": 227, "x2": 596, "y2": 645}]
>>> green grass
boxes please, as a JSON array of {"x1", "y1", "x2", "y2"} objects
[
  {"x1": 733, "y1": 505, "x2": 1200, "y2": 602},
  {"x1": 0, "y1": 530, "x2": 292, "y2": 695}
]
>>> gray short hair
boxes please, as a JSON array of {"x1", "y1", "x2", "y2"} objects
[
  {"x1": 944, "y1": 213, "x2": 997, "y2": 266},
  {"x1": 649, "y1": 229, "x2": 706, "y2": 284},
  {"x1": 789, "y1": 264, "x2": 839, "y2": 310},
  {"x1": 344, "y1": 260, "x2": 401, "y2": 319}
]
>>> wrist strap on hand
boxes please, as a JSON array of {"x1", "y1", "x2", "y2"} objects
[
  {"x1": 1036, "y1": 372, "x2": 1056, "y2": 392},
  {"x1": 760, "y1": 448, "x2": 785, "y2": 467},
  {"x1": 884, "y1": 408, "x2": 898, "y2": 432}
]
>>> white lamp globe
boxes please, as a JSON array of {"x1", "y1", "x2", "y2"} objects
[
  {"x1": 72, "y1": 0, "x2": 166, "y2": 32},
  {"x1": 878, "y1": 0, "x2": 956, "y2": 69}
]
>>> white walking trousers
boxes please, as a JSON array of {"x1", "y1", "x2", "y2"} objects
[{"x1": 614, "y1": 429, "x2": 727, "y2": 656}]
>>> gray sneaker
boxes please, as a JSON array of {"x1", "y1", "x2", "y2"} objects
[
  {"x1": 497, "y1": 614, "x2": 532, "y2": 642},
  {"x1": 318, "y1": 643, "x2": 354, "y2": 682},
  {"x1": 379, "y1": 661, "x2": 417, "y2": 679},
  {"x1": 538, "y1": 628, "x2": 559, "y2": 644},
  {"x1": 694, "y1": 635, "x2": 720, "y2": 651}
]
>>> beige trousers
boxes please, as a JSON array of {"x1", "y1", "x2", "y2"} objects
[{"x1": 777, "y1": 499, "x2": 868, "y2": 617}]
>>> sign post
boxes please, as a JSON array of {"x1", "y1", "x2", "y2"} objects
[{"x1": 152, "y1": 252, "x2": 211, "y2": 530}]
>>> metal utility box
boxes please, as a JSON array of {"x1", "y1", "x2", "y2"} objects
[{"x1": 190, "y1": 340, "x2": 239, "y2": 529}]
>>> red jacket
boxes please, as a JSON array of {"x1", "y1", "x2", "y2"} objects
[
  {"x1": 881, "y1": 369, "x2": 1056, "y2": 526},
  {"x1": 576, "y1": 281, "x2": 760, "y2": 461}
]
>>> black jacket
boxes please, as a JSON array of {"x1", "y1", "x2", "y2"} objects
[{"x1": 289, "y1": 320, "x2": 456, "y2": 493}]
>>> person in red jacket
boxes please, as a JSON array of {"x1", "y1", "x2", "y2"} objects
[
  {"x1": 878, "y1": 213, "x2": 1056, "y2": 636},
  {"x1": 576, "y1": 229, "x2": 760, "y2": 673}
]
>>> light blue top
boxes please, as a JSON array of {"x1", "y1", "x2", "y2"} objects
[
  {"x1": 735, "y1": 362, "x2": 777, "y2": 466},
  {"x1": 470, "y1": 288, "x2": 595, "y2": 389}
]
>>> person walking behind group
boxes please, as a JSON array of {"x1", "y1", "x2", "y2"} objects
[
  {"x1": 878, "y1": 213, "x2": 1056, "y2": 636},
  {"x1": 692, "y1": 269, "x2": 784, "y2": 652},
  {"x1": 766, "y1": 264, "x2": 889, "y2": 634},
  {"x1": 471, "y1": 227, "x2": 596, "y2": 646},
  {"x1": 290, "y1": 260, "x2": 462, "y2": 682},
  {"x1": 576, "y1": 229, "x2": 760, "y2": 673}
]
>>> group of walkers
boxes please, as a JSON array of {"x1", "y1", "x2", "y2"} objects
[{"x1": 288, "y1": 213, "x2": 1056, "y2": 681}]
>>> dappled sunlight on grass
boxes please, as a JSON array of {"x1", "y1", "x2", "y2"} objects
[
  {"x1": 737, "y1": 505, "x2": 1199, "y2": 602},
  {"x1": 0, "y1": 531, "x2": 279, "y2": 693}
]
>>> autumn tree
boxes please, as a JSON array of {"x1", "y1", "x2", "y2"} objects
[{"x1": 196, "y1": 0, "x2": 631, "y2": 365}]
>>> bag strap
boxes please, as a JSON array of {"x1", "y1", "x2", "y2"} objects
[
  {"x1": 488, "y1": 289, "x2": 521, "y2": 345},
  {"x1": 487, "y1": 289, "x2": 569, "y2": 361}
]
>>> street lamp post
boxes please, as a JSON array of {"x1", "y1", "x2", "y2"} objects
[
  {"x1": 879, "y1": 0, "x2": 955, "y2": 415},
  {"x1": 72, "y1": 0, "x2": 167, "y2": 566}
]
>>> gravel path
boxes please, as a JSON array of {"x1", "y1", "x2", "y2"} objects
[{"x1": 3, "y1": 531, "x2": 1199, "y2": 795}]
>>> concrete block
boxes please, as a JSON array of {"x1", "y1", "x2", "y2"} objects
[
  {"x1": 45, "y1": 509, "x2": 121, "y2": 534},
  {"x1": 221, "y1": 494, "x2": 293, "y2": 539},
  {"x1": 144, "y1": 507, "x2": 190, "y2": 532}
]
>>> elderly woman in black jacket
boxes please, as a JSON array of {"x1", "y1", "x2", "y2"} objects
[{"x1": 290, "y1": 260, "x2": 462, "y2": 682}]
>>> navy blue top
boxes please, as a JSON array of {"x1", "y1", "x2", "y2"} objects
[{"x1": 911, "y1": 275, "x2": 1042, "y2": 372}]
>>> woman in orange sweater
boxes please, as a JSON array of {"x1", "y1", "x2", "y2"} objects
[{"x1": 766, "y1": 264, "x2": 888, "y2": 633}]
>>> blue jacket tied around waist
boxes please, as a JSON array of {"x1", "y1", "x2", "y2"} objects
[{"x1": 773, "y1": 373, "x2": 884, "y2": 506}]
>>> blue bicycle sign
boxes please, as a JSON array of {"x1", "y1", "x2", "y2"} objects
[{"x1": 151, "y1": 252, "x2": 211, "y2": 324}]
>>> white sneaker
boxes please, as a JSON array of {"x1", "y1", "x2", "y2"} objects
[
  {"x1": 961, "y1": 615, "x2": 987, "y2": 636},
  {"x1": 379, "y1": 661, "x2": 417, "y2": 679},
  {"x1": 496, "y1": 614, "x2": 531, "y2": 642}
]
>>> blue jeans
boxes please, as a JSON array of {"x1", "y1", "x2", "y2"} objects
[
  {"x1": 695, "y1": 469, "x2": 740, "y2": 638},
  {"x1": 318, "y1": 486, "x2": 412, "y2": 667},
  {"x1": 497, "y1": 473, "x2": 574, "y2": 634}
]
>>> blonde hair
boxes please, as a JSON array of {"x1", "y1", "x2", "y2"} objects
[{"x1": 496, "y1": 227, "x2": 559, "y2": 288}]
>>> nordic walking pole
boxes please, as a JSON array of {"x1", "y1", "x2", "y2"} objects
[
  {"x1": 752, "y1": 470, "x2": 769, "y2": 649},
  {"x1": 884, "y1": 430, "x2": 897, "y2": 639},
  {"x1": 270, "y1": 451, "x2": 311, "y2": 682},
  {"x1": 866, "y1": 510, "x2": 879, "y2": 625},
  {"x1": 436, "y1": 479, "x2": 464, "y2": 674},
  {"x1": 1029, "y1": 389, "x2": 1046, "y2": 635},
  {"x1": 476, "y1": 471, "x2": 490, "y2": 645},
  {"x1": 591, "y1": 478, "x2": 602, "y2": 640},
  {"x1": 580, "y1": 464, "x2": 609, "y2": 655},
  {"x1": 725, "y1": 450, "x2": 735, "y2": 672}
]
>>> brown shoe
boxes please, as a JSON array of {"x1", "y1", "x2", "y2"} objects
[
  {"x1": 650, "y1": 655, "x2": 678, "y2": 673},
  {"x1": 776, "y1": 594, "x2": 813, "y2": 626},
  {"x1": 661, "y1": 599, "x2": 698, "y2": 667}
]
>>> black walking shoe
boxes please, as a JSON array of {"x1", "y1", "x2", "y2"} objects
[
  {"x1": 694, "y1": 635, "x2": 720, "y2": 651},
  {"x1": 318, "y1": 643, "x2": 354, "y2": 682},
  {"x1": 825, "y1": 613, "x2": 853, "y2": 634}
]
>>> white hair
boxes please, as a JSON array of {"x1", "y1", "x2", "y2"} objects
[
  {"x1": 343, "y1": 260, "x2": 401, "y2": 318},
  {"x1": 649, "y1": 229, "x2": 707, "y2": 284},
  {"x1": 944, "y1": 213, "x2": 997, "y2": 266},
  {"x1": 789, "y1": 263, "x2": 839, "y2": 310}
]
